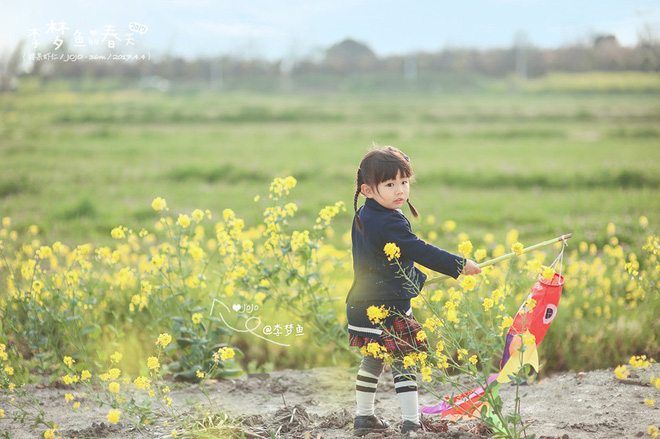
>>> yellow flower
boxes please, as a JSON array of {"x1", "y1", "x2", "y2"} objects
[
  {"x1": 383, "y1": 243, "x2": 401, "y2": 261},
  {"x1": 644, "y1": 398, "x2": 655, "y2": 406},
  {"x1": 421, "y1": 366, "x2": 432, "y2": 382},
  {"x1": 107, "y1": 409, "x2": 121, "y2": 424},
  {"x1": 499, "y1": 316, "x2": 513, "y2": 335},
  {"x1": 81, "y1": 370, "x2": 91, "y2": 381},
  {"x1": 110, "y1": 352, "x2": 123, "y2": 364},
  {"x1": 185, "y1": 276, "x2": 200, "y2": 288},
  {"x1": 109, "y1": 382, "x2": 120, "y2": 394},
  {"x1": 541, "y1": 266, "x2": 555, "y2": 280},
  {"x1": 469, "y1": 355, "x2": 478, "y2": 365},
  {"x1": 213, "y1": 347, "x2": 235, "y2": 362},
  {"x1": 189, "y1": 246, "x2": 205, "y2": 261},
  {"x1": 474, "y1": 248, "x2": 487, "y2": 261},
  {"x1": 177, "y1": 214, "x2": 191, "y2": 228},
  {"x1": 44, "y1": 429, "x2": 56, "y2": 439},
  {"x1": 134, "y1": 376, "x2": 151, "y2": 390},
  {"x1": 196, "y1": 370, "x2": 205, "y2": 378},
  {"x1": 416, "y1": 330, "x2": 427, "y2": 342},
  {"x1": 151, "y1": 197, "x2": 167, "y2": 211},
  {"x1": 147, "y1": 357, "x2": 160, "y2": 370},
  {"x1": 366, "y1": 305, "x2": 389, "y2": 325},
  {"x1": 65, "y1": 393, "x2": 74, "y2": 403},
  {"x1": 0, "y1": 409, "x2": 5, "y2": 418},
  {"x1": 460, "y1": 276, "x2": 477, "y2": 291},
  {"x1": 192, "y1": 313, "x2": 202, "y2": 325},
  {"x1": 107, "y1": 368, "x2": 121, "y2": 380},
  {"x1": 192, "y1": 209, "x2": 204, "y2": 222},
  {"x1": 157, "y1": 333, "x2": 172, "y2": 348},
  {"x1": 63, "y1": 356, "x2": 74, "y2": 368},
  {"x1": 483, "y1": 297, "x2": 494, "y2": 312},
  {"x1": 4, "y1": 366, "x2": 13, "y2": 376},
  {"x1": 442, "y1": 220, "x2": 456, "y2": 232},
  {"x1": 1, "y1": 217, "x2": 10, "y2": 228},
  {"x1": 648, "y1": 426, "x2": 659, "y2": 437},
  {"x1": 110, "y1": 226, "x2": 126, "y2": 239},
  {"x1": 614, "y1": 364, "x2": 630, "y2": 380},
  {"x1": 403, "y1": 355, "x2": 416, "y2": 368},
  {"x1": 151, "y1": 254, "x2": 166, "y2": 268},
  {"x1": 458, "y1": 240, "x2": 472, "y2": 257},
  {"x1": 511, "y1": 241, "x2": 524, "y2": 255},
  {"x1": 639, "y1": 216, "x2": 648, "y2": 228}
]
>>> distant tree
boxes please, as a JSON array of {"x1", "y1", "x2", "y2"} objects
[{"x1": 324, "y1": 38, "x2": 377, "y2": 73}]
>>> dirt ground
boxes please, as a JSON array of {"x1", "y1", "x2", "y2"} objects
[{"x1": 1, "y1": 364, "x2": 659, "y2": 439}]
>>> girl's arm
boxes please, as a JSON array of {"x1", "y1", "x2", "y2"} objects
[{"x1": 387, "y1": 215, "x2": 467, "y2": 278}]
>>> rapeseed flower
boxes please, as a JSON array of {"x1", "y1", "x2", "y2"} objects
[
  {"x1": 177, "y1": 214, "x2": 191, "y2": 228},
  {"x1": 151, "y1": 197, "x2": 167, "y2": 211},
  {"x1": 192, "y1": 313, "x2": 202, "y2": 324},
  {"x1": 107, "y1": 409, "x2": 121, "y2": 424},
  {"x1": 383, "y1": 243, "x2": 401, "y2": 261},
  {"x1": 147, "y1": 357, "x2": 160, "y2": 371},
  {"x1": 367, "y1": 305, "x2": 389, "y2": 324},
  {"x1": 421, "y1": 366, "x2": 433, "y2": 382},
  {"x1": 460, "y1": 276, "x2": 477, "y2": 291},
  {"x1": 458, "y1": 240, "x2": 472, "y2": 257},
  {"x1": 108, "y1": 382, "x2": 120, "y2": 393},
  {"x1": 614, "y1": 364, "x2": 630, "y2": 380},
  {"x1": 214, "y1": 347, "x2": 235, "y2": 362},
  {"x1": 541, "y1": 266, "x2": 555, "y2": 281},
  {"x1": 44, "y1": 429, "x2": 56, "y2": 439},
  {"x1": 442, "y1": 220, "x2": 456, "y2": 232},
  {"x1": 474, "y1": 248, "x2": 487, "y2": 262},
  {"x1": 648, "y1": 426, "x2": 659, "y2": 438},
  {"x1": 134, "y1": 376, "x2": 151, "y2": 390},
  {"x1": 192, "y1": 209, "x2": 204, "y2": 222},
  {"x1": 511, "y1": 242, "x2": 524, "y2": 255}
]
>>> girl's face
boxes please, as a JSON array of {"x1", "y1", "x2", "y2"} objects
[{"x1": 361, "y1": 171, "x2": 410, "y2": 211}]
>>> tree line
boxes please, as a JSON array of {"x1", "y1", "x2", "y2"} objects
[{"x1": 1, "y1": 34, "x2": 659, "y2": 92}]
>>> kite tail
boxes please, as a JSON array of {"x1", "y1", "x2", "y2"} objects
[{"x1": 420, "y1": 374, "x2": 498, "y2": 419}]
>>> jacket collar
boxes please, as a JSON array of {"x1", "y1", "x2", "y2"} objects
[
  {"x1": 364, "y1": 198, "x2": 404, "y2": 214},
  {"x1": 364, "y1": 198, "x2": 391, "y2": 212}
]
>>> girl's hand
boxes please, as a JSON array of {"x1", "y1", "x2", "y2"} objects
[{"x1": 462, "y1": 259, "x2": 482, "y2": 276}]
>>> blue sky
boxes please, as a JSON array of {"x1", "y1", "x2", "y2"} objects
[{"x1": 1, "y1": 0, "x2": 659, "y2": 59}]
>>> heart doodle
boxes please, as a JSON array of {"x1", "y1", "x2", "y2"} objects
[{"x1": 232, "y1": 304, "x2": 241, "y2": 312}]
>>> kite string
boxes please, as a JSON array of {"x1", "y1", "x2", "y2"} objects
[{"x1": 549, "y1": 239, "x2": 568, "y2": 277}]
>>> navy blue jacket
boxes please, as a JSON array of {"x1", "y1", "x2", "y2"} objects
[{"x1": 346, "y1": 198, "x2": 465, "y2": 339}]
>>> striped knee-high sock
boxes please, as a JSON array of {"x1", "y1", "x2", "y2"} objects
[
  {"x1": 393, "y1": 370, "x2": 419, "y2": 424},
  {"x1": 355, "y1": 369, "x2": 380, "y2": 416}
]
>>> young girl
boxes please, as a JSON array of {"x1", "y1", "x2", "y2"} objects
[{"x1": 346, "y1": 145, "x2": 481, "y2": 435}]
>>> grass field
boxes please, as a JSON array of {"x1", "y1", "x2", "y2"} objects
[
  {"x1": 0, "y1": 76, "x2": 658, "y2": 378},
  {"x1": 1, "y1": 79, "x2": 658, "y2": 248}
]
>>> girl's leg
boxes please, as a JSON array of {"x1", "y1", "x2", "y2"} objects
[
  {"x1": 355, "y1": 355, "x2": 384, "y2": 416},
  {"x1": 391, "y1": 356, "x2": 419, "y2": 426}
]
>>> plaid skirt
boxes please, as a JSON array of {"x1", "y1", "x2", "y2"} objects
[{"x1": 349, "y1": 315, "x2": 430, "y2": 354}]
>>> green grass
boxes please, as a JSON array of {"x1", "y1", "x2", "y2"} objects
[{"x1": 1, "y1": 80, "x2": 658, "y2": 250}]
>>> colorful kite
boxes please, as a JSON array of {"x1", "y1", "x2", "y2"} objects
[{"x1": 421, "y1": 234, "x2": 570, "y2": 419}]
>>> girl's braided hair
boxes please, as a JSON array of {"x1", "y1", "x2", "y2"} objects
[{"x1": 353, "y1": 145, "x2": 418, "y2": 232}]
